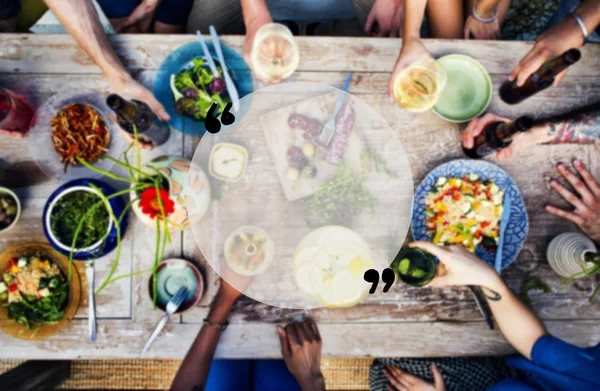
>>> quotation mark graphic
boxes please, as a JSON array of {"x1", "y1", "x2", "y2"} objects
[
  {"x1": 205, "y1": 102, "x2": 236, "y2": 134},
  {"x1": 363, "y1": 268, "x2": 395, "y2": 294}
]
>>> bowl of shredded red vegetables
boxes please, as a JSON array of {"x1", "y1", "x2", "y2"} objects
[
  {"x1": 29, "y1": 90, "x2": 126, "y2": 180},
  {"x1": 51, "y1": 103, "x2": 111, "y2": 172}
]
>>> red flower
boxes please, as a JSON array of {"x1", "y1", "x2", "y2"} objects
[{"x1": 139, "y1": 188, "x2": 175, "y2": 220}]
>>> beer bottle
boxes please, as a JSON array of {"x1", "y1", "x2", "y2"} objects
[
  {"x1": 463, "y1": 116, "x2": 534, "y2": 159},
  {"x1": 500, "y1": 49, "x2": 581, "y2": 105},
  {"x1": 106, "y1": 94, "x2": 170, "y2": 146}
]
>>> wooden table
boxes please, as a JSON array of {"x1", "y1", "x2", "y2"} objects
[{"x1": 0, "y1": 34, "x2": 599, "y2": 359}]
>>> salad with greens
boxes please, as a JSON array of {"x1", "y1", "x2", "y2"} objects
[
  {"x1": 0, "y1": 256, "x2": 68, "y2": 329},
  {"x1": 170, "y1": 58, "x2": 231, "y2": 121}
]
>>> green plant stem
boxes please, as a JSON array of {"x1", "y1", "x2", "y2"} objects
[
  {"x1": 102, "y1": 268, "x2": 154, "y2": 286},
  {"x1": 590, "y1": 283, "x2": 600, "y2": 303},
  {"x1": 152, "y1": 217, "x2": 161, "y2": 310},
  {"x1": 123, "y1": 142, "x2": 135, "y2": 180},
  {"x1": 133, "y1": 125, "x2": 141, "y2": 172},
  {"x1": 67, "y1": 202, "x2": 102, "y2": 281},
  {"x1": 76, "y1": 157, "x2": 138, "y2": 184},
  {"x1": 104, "y1": 156, "x2": 154, "y2": 179}
]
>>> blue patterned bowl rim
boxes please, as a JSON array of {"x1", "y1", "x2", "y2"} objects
[{"x1": 412, "y1": 159, "x2": 529, "y2": 269}]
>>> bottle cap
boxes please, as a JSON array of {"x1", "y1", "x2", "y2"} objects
[{"x1": 515, "y1": 116, "x2": 534, "y2": 131}]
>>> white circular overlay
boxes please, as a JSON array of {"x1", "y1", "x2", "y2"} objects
[{"x1": 190, "y1": 82, "x2": 413, "y2": 309}]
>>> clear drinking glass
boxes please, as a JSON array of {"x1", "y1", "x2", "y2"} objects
[
  {"x1": 250, "y1": 23, "x2": 300, "y2": 85},
  {"x1": 393, "y1": 57, "x2": 447, "y2": 113},
  {"x1": 0, "y1": 88, "x2": 34, "y2": 133}
]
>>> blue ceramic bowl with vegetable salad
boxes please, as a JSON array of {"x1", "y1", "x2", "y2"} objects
[
  {"x1": 154, "y1": 41, "x2": 253, "y2": 136},
  {"x1": 42, "y1": 179, "x2": 128, "y2": 261}
]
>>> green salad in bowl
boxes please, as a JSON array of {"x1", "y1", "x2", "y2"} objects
[{"x1": 170, "y1": 58, "x2": 231, "y2": 121}]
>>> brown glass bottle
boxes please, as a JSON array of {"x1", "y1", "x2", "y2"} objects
[
  {"x1": 106, "y1": 94, "x2": 170, "y2": 146},
  {"x1": 500, "y1": 49, "x2": 581, "y2": 105},
  {"x1": 463, "y1": 116, "x2": 534, "y2": 159}
]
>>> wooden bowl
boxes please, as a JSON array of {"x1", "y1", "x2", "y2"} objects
[{"x1": 0, "y1": 242, "x2": 81, "y2": 340}]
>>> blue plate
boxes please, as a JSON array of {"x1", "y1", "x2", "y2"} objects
[
  {"x1": 43, "y1": 179, "x2": 128, "y2": 261},
  {"x1": 154, "y1": 41, "x2": 253, "y2": 136},
  {"x1": 412, "y1": 160, "x2": 528, "y2": 269}
]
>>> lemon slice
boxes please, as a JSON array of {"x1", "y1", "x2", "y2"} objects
[
  {"x1": 295, "y1": 265, "x2": 324, "y2": 295},
  {"x1": 295, "y1": 247, "x2": 331, "y2": 270},
  {"x1": 319, "y1": 276, "x2": 339, "y2": 306},
  {"x1": 349, "y1": 256, "x2": 367, "y2": 279},
  {"x1": 330, "y1": 229, "x2": 369, "y2": 249},
  {"x1": 332, "y1": 270, "x2": 365, "y2": 306}
]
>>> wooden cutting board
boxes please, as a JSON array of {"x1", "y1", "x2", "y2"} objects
[{"x1": 261, "y1": 91, "x2": 365, "y2": 201}]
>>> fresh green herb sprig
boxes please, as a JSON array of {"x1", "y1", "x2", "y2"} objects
[
  {"x1": 302, "y1": 160, "x2": 377, "y2": 226},
  {"x1": 520, "y1": 275, "x2": 550, "y2": 306},
  {"x1": 360, "y1": 149, "x2": 398, "y2": 179},
  {"x1": 562, "y1": 252, "x2": 600, "y2": 303}
]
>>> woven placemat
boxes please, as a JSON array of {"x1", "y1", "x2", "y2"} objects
[{"x1": 0, "y1": 358, "x2": 371, "y2": 390}]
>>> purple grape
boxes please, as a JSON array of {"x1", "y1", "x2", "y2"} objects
[
  {"x1": 210, "y1": 77, "x2": 226, "y2": 94},
  {"x1": 287, "y1": 146, "x2": 304, "y2": 161},
  {"x1": 184, "y1": 87, "x2": 198, "y2": 98}
]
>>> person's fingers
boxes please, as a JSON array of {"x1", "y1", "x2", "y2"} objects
[
  {"x1": 515, "y1": 53, "x2": 546, "y2": 86},
  {"x1": 0, "y1": 129, "x2": 24, "y2": 138},
  {"x1": 285, "y1": 323, "x2": 301, "y2": 347},
  {"x1": 545, "y1": 204, "x2": 584, "y2": 226},
  {"x1": 300, "y1": 321, "x2": 314, "y2": 343},
  {"x1": 409, "y1": 241, "x2": 448, "y2": 259},
  {"x1": 464, "y1": 25, "x2": 471, "y2": 40},
  {"x1": 509, "y1": 47, "x2": 538, "y2": 82},
  {"x1": 390, "y1": 366, "x2": 418, "y2": 385},
  {"x1": 496, "y1": 143, "x2": 515, "y2": 160},
  {"x1": 385, "y1": 384, "x2": 396, "y2": 391},
  {"x1": 557, "y1": 163, "x2": 595, "y2": 204},
  {"x1": 293, "y1": 321, "x2": 308, "y2": 344},
  {"x1": 389, "y1": 29, "x2": 399, "y2": 38},
  {"x1": 431, "y1": 364, "x2": 445, "y2": 391},
  {"x1": 549, "y1": 179, "x2": 589, "y2": 211},
  {"x1": 552, "y1": 69, "x2": 568, "y2": 87},
  {"x1": 141, "y1": 92, "x2": 170, "y2": 121},
  {"x1": 365, "y1": 11, "x2": 376, "y2": 35},
  {"x1": 309, "y1": 321, "x2": 322, "y2": 342},
  {"x1": 276, "y1": 326, "x2": 291, "y2": 358},
  {"x1": 573, "y1": 159, "x2": 600, "y2": 198},
  {"x1": 384, "y1": 367, "x2": 408, "y2": 391}
]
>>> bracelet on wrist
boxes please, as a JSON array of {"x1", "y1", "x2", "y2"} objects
[
  {"x1": 571, "y1": 12, "x2": 589, "y2": 42},
  {"x1": 203, "y1": 318, "x2": 229, "y2": 331},
  {"x1": 472, "y1": 5, "x2": 499, "y2": 24}
]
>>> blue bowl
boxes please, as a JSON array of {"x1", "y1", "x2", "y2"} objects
[
  {"x1": 43, "y1": 179, "x2": 128, "y2": 261},
  {"x1": 412, "y1": 160, "x2": 528, "y2": 270},
  {"x1": 154, "y1": 41, "x2": 253, "y2": 136}
]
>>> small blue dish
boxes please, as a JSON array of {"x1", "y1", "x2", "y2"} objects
[
  {"x1": 412, "y1": 160, "x2": 528, "y2": 269},
  {"x1": 154, "y1": 41, "x2": 253, "y2": 136},
  {"x1": 42, "y1": 179, "x2": 128, "y2": 260}
]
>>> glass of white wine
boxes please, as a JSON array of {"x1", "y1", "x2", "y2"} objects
[
  {"x1": 393, "y1": 57, "x2": 447, "y2": 112},
  {"x1": 250, "y1": 23, "x2": 300, "y2": 84}
]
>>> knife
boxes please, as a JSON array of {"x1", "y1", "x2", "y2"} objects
[
  {"x1": 494, "y1": 193, "x2": 512, "y2": 275},
  {"x1": 469, "y1": 286, "x2": 494, "y2": 329},
  {"x1": 209, "y1": 25, "x2": 240, "y2": 112}
]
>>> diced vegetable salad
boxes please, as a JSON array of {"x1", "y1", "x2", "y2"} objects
[
  {"x1": 0, "y1": 256, "x2": 68, "y2": 329},
  {"x1": 424, "y1": 174, "x2": 503, "y2": 252},
  {"x1": 170, "y1": 58, "x2": 231, "y2": 121}
]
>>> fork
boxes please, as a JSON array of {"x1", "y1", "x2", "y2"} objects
[
  {"x1": 141, "y1": 286, "x2": 188, "y2": 357},
  {"x1": 318, "y1": 73, "x2": 352, "y2": 147}
]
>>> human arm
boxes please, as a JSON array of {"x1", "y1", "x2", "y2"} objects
[
  {"x1": 461, "y1": 104, "x2": 600, "y2": 159},
  {"x1": 365, "y1": 0, "x2": 405, "y2": 37},
  {"x1": 43, "y1": 0, "x2": 169, "y2": 122},
  {"x1": 386, "y1": 0, "x2": 430, "y2": 97},
  {"x1": 241, "y1": 0, "x2": 273, "y2": 78},
  {"x1": 115, "y1": 0, "x2": 161, "y2": 33},
  {"x1": 169, "y1": 280, "x2": 241, "y2": 391},
  {"x1": 410, "y1": 242, "x2": 547, "y2": 360},
  {"x1": 276, "y1": 321, "x2": 325, "y2": 391},
  {"x1": 510, "y1": 0, "x2": 600, "y2": 87},
  {"x1": 464, "y1": 0, "x2": 510, "y2": 40}
]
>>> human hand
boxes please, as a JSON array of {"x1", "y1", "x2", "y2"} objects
[
  {"x1": 387, "y1": 38, "x2": 430, "y2": 98},
  {"x1": 365, "y1": 0, "x2": 404, "y2": 37},
  {"x1": 409, "y1": 242, "x2": 503, "y2": 291},
  {"x1": 461, "y1": 113, "x2": 553, "y2": 159},
  {"x1": 546, "y1": 160, "x2": 600, "y2": 243},
  {"x1": 276, "y1": 320, "x2": 325, "y2": 391},
  {"x1": 107, "y1": 72, "x2": 169, "y2": 150},
  {"x1": 0, "y1": 129, "x2": 25, "y2": 138},
  {"x1": 217, "y1": 257, "x2": 254, "y2": 303},
  {"x1": 464, "y1": 16, "x2": 501, "y2": 40},
  {"x1": 243, "y1": 15, "x2": 274, "y2": 82},
  {"x1": 384, "y1": 364, "x2": 445, "y2": 391},
  {"x1": 115, "y1": 0, "x2": 159, "y2": 33},
  {"x1": 509, "y1": 16, "x2": 585, "y2": 87}
]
